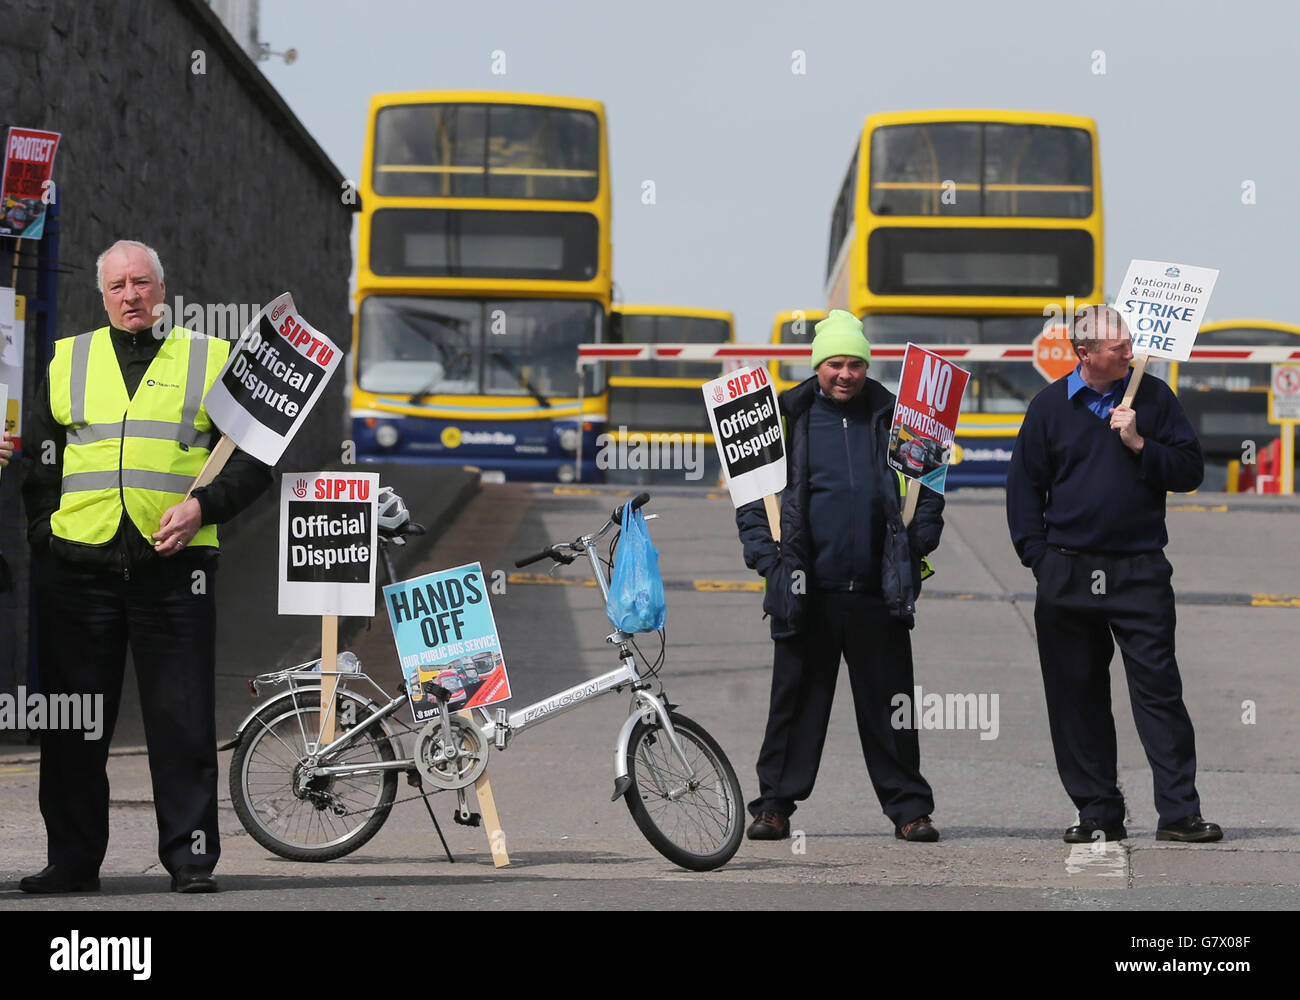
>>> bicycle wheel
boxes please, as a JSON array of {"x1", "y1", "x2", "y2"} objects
[
  {"x1": 230, "y1": 690, "x2": 399, "y2": 862},
  {"x1": 623, "y1": 712, "x2": 744, "y2": 871}
]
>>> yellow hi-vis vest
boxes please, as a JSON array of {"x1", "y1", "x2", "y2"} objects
[{"x1": 48, "y1": 327, "x2": 230, "y2": 549}]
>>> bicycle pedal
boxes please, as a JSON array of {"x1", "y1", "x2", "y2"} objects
[
  {"x1": 406, "y1": 769, "x2": 423, "y2": 788},
  {"x1": 453, "y1": 810, "x2": 482, "y2": 828}
]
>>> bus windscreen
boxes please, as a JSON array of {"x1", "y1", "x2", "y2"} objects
[
  {"x1": 870, "y1": 123, "x2": 1093, "y2": 218},
  {"x1": 373, "y1": 103, "x2": 599, "y2": 201}
]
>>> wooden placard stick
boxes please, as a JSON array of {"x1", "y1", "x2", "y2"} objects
[
  {"x1": 902, "y1": 482, "x2": 920, "y2": 527},
  {"x1": 762, "y1": 494, "x2": 781, "y2": 542},
  {"x1": 1121, "y1": 354, "x2": 1150, "y2": 408},
  {"x1": 458, "y1": 710, "x2": 510, "y2": 868},
  {"x1": 184, "y1": 433, "x2": 237, "y2": 499},
  {"x1": 318, "y1": 615, "x2": 340, "y2": 746}
]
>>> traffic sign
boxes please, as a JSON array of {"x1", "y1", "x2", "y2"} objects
[
  {"x1": 1032, "y1": 323, "x2": 1077, "y2": 382},
  {"x1": 1269, "y1": 363, "x2": 1300, "y2": 423}
]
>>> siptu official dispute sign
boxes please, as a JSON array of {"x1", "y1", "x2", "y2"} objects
[
  {"x1": 886, "y1": 343, "x2": 971, "y2": 494},
  {"x1": 702, "y1": 365, "x2": 786, "y2": 507},
  {"x1": 278, "y1": 472, "x2": 379, "y2": 617},
  {"x1": 203, "y1": 292, "x2": 341, "y2": 466}
]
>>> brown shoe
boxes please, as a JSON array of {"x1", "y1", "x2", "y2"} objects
[
  {"x1": 895, "y1": 815, "x2": 940, "y2": 842},
  {"x1": 746, "y1": 810, "x2": 790, "y2": 840}
]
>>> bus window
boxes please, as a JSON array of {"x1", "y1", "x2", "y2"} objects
[{"x1": 373, "y1": 103, "x2": 599, "y2": 201}]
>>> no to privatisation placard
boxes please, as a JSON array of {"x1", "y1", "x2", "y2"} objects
[
  {"x1": 886, "y1": 343, "x2": 971, "y2": 494},
  {"x1": 278, "y1": 472, "x2": 378, "y2": 617},
  {"x1": 384, "y1": 562, "x2": 512, "y2": 723},
  {"x1": 1112, "y1": 259, "x2": 1219, "y2": 362},
  {"x1": 203, "y1": 292, "x2": 341, "y2": 465},
  {"x1": 702, "y1": 365, "x2": 786, "y2": 508}
]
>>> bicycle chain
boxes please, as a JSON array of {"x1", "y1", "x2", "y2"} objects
[{"x1": 324, "y1": 781, "x2": 447, "y2": 818}]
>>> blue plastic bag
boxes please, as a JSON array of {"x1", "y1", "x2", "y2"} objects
[{"x1": 605, "y1": 503, "x2": 667, "y2": 633}]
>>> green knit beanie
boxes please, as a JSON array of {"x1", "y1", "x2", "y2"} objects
[{"x1": 811, "y1": 309, "x2": 871, "y2": 370}]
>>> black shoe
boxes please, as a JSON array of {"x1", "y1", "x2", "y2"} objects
[
  {"x1": 1064, "y1": 818, "x2": 1127, "y2": 844},
  {"x1": 745, "y1": 810, "x2": 790, "y2": 841},
  {"x1": 895, "y1": 815, "x2": 940, "y2": 842},
  {"x1": 19, "y1": 864, "x2": 100, "y2": 894},
  {"x1": 1156, "y1": 814, "x2": 1223, "y2": 843},
  {"x1": 170, "y1": 866, "x2": 218, "y2": 893}
]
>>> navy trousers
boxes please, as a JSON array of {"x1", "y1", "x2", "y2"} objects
[
  {"x1": 751, "y1": 590, "x2": 935, "y2": 828},
  {"x1": 37, "y1": 555, "x2": 220, "y2": 877},
  {"x1": 1033, "y1": 547, "x2": 1202, "y2": 828}
]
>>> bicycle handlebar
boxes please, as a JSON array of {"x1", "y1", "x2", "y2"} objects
[
  {"x1": 513, "y1": 493, "x2": 652, "y2": 567},
  {"x1": 611, "y1": 492, "x2": 650, "y2": 525},
  {"x1": 515, "y1": 546, "x2": 562, "y2": 568}
]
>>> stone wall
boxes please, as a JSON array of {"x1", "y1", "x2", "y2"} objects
[{"x1": 0, "y1": 0, "x2": 355, "y2": 698}]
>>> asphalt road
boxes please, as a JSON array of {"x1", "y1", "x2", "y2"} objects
[{"x1": 1, "y1": 483, "x2": 1296, "y2": 921}]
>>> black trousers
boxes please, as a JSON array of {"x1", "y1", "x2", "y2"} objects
[
  {"x1": 751, "y1": 590, "x2": 935, "y2": 827},
  {"x1": 37, "y1": 555, "x2": 220, "y2": 877},
  {"x1": 1033, "y1": 548, "x2": 1201, "y2": 828}
]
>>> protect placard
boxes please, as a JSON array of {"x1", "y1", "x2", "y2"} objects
[
  {"x1": 1, "y1": 127, "x2": 60, "y2": 239},
  {"x1": 703, "y1": 365, "x2": 786, "y2": 508},
  {"x1": 384, "y1": 562, "x2": 512, "y2": 724},
  {"x1": 278, "y1": 472, "x2": 378, "y2": 617},
  {"x1": 1112, "y1": 260, "x2": 1219, "y2": 362},
  {"x1": 203, "y1": 292, "x2": 341, "y2": 466},
  {"x1": 886, "y1": 343, "x2": 971, "y2": 494}
]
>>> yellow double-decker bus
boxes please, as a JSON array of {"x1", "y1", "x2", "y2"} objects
[
  {"x1": 825, "y1": 110, "x2": 1104, "y2": 485},
  {"x1": 351, "y1": 91, "x2": 612, "y2": 482},
  {"x1": 604, "y1": 305, "x2": 733, "y2": 483},
  {"x1": 1173, "y1": 321, "x2": 1300, "y2": 487},
  {"x1": 768, "y1": 309, "x2": 826, "y2": 394}
]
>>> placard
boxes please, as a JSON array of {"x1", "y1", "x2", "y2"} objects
[
  {"x1": 0, "y1": 290, "x2": 19, "y2": 447},
  {"x1": 886, "y1": 343, "x2": 971, "y2": 494},
  {"x1": 202, "y1": 292, "x2": 341, "y2": 466},
  {"x1": 277, "y1": 472, "x2": 378, "y2": 617},
  {"x1": 0, "y1": 127, "x2": 60, "y2": 239},
  {"x1": 384, "y1": 562, "x2": 512, "y2": 723},
  {"x1": 1112, "y1": 260, "x2": 1219, "y2": 362},
  {"x1": 0, "y1": 383, "x2": 7, "y2": 483},
  {"x1": 702, "y1": 365, "x2": 786, "y2": 508}
]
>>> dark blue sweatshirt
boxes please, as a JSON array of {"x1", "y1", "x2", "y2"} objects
[
  {"x1": 807, "y1": 389, "x2": 885, "y2": 593},
  {"x1": 1005, "y1": 372, "x2": 1203, "y2": 568}
]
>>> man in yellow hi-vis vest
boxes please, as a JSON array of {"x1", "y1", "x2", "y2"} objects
[{"x1": 19, "y1": 241, "x2": 272, "y2": 894}]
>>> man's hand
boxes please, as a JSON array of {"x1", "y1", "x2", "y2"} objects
[
  {"x1": 1108, "y1": 405, "x2": 1144, "y2": 453},
  {"x1": 153, "y1": 498, "x2": 203, "y2": 556},
  {"x1": 0, "y1": 431, "x2": 12, "y2": 467}
]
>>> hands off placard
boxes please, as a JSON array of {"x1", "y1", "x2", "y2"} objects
[{"x1": 383, "y1": 562, "x2": 512, "y2": 723}]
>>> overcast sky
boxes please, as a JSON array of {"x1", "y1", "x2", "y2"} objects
[{"x1": 258, "y1": 0, "x2": 1300, "y2": 341}]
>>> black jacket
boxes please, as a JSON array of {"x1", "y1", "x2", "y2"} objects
[{"x1": 735, "y1": 376, "x2": 944, "y2": 636}]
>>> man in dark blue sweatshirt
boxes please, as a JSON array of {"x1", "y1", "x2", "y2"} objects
[
  {"x1": 1007, "y1": 304, "x2": 1221, "y2": 845},
  {"x1": 736, "y1": 310, "x2": 945, "y2": 843}
]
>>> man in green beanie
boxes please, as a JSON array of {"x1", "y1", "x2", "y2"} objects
[{"x1": 736, "y1": 309, "x2": 945, "y2": 842}]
